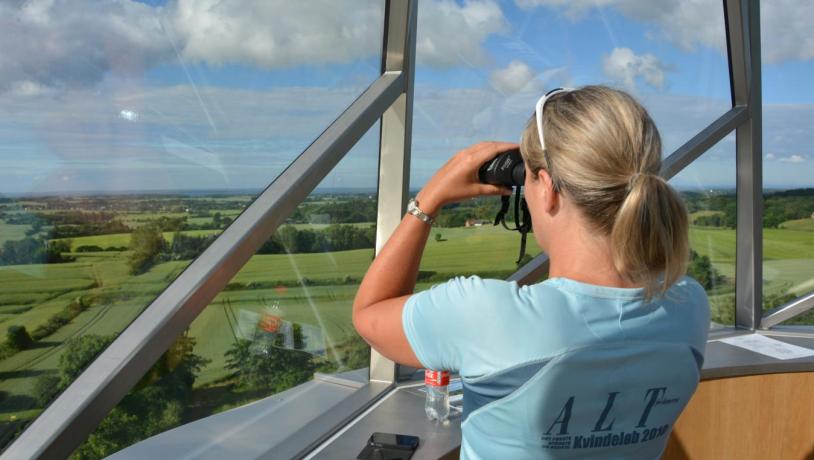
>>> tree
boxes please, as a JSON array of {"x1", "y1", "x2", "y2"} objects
[
  {"x1": 127, "y1": 224, "x2": 165, "y2": 274},
  {"x1": 6, "y1": 325, "x2": 33, "y2": 350},
  {"x1": 687, "y1": 250, "x2": 725, "y2": 291},
  {"x1": 59, "y1": 335, "x2": 115, "y2": 387}
]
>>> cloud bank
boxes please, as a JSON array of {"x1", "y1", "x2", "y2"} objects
[
  {"x1": 516, "y1": 0, "x2": 814, "y2": 64},
  {"x1": 0, "y1": 0, "x2": 509, "y2": 94}
]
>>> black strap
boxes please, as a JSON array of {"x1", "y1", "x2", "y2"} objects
[
  {"x1": 494, "y1": 195, "x2": 510, "y2": 227},
  {"x1": 491, "y1": 186, "x2": 533, "y2": 265}
]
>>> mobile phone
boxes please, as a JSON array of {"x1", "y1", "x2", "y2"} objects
[
  {"x1": 368, "y1": 432, "x2": 420, "y2": 451},
  {"x1": 356, "y1": 444, "x2": 414, "y2": 460}
]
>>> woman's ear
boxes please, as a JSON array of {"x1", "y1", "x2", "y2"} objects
[{"x1": 537, "y1": 168, "x2": 558, "y2": 213}]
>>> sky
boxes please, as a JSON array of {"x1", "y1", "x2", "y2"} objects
[{"x1": 0, "y1": 0, "x2": 812, "y2": 194}]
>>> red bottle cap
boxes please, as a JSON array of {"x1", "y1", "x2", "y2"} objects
[{"x1": 424, "y1": 370, "x2": 450, "y2": 386}]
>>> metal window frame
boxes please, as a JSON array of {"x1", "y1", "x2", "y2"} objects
[
  {"x1": 3, "y1": 2, "x2": 416, "y2": 458},
  {"x1": 371, "y1": 0, "x2": 418, "y2": 385},
  {"x1": 761, "y1": 290, "x2": 814, "y2": 329},
  {"x1": 727, "y1": 0, "x2": 764, "y2": 330}
]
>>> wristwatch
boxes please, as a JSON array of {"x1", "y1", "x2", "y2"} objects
[{"x1": 407, "y1": 198, "x2": 434, "y2": 225}]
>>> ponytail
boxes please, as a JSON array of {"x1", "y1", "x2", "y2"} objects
[{"x1": 611, "y1": 173, "x2": 689, "y2": 299}]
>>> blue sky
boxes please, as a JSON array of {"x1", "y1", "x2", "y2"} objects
[{"x1": 0, "y1": 0, "x2": 811, "y2": 194}]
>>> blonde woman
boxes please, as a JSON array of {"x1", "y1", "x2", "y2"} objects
[{"x1": 353, "y1": 85, "x2": 709, "y2": 459}]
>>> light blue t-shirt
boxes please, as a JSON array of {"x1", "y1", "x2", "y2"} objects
[{"x1": 403, "y1": 276, "x2": 710, "y2": 460}]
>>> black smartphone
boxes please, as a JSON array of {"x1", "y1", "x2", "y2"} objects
[
  {"x1": 357, "y1": 432, "x2": 420, "y2": 460},
  {"x1": 368, "y1": 432, "x2": 420, "y2": 451},
  {"x1": 356, "y1": 444, "x2": 414, "y2": 460}
]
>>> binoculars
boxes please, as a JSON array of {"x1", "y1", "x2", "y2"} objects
[{"x1": 478, "y1": 148, "x2": 525, "y2": 187}]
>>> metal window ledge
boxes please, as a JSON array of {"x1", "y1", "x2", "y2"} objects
[{"x1": 109, "y1": 369, "x2": 390, "y2": 460}]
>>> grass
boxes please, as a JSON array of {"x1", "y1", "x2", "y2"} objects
[
  {"x1": 0, "y1": 221, "x2": 31, "y2": 246},
  {"x1": 779, "y1": 218, "x2": 814, "y2": 231}
]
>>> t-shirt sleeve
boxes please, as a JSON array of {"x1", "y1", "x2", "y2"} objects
[{"x1": 402, "y1": 275, "x2": 515, "y2": 372}]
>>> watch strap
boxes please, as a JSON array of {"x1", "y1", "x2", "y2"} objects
[{"x1": 407, "y1": 198, "x2": 434, "y2": 225}]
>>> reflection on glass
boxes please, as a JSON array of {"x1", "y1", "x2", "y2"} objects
[
  {"x1": 0, "y1": 0, "x2": 382, "y2": 453},
  {"x1": 761, "y1": 9, "x2": 814, "y2": 326},
  {"x1": 70, "y1": 126, "x2": 379, "y2": 458},
  {"x1": 670, "y1": 133, "x2": 737, "y2": 327}
]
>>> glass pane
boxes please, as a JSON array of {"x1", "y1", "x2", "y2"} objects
[
  {"x1": 71, "y1": 126, "x2": 379, "y2": 458},
  {"x1": 411, "y1": 0, "x2": 730, "y2": 287},
  {"x1": 760, "y1": 6, "x2": 814, "y2": 325},
  {"x1": 0, "y1": 1, "x2": 383, "y2": 452},
  {"x1": 670, "y1": 133, "x2": 737, "y2": 328}
]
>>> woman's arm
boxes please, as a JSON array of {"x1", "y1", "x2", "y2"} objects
[{"x1": 352, "y1": 142, "x2": 516, "y2": 368}]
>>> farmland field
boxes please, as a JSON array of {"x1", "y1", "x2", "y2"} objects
[{"x1": 0, "y1": 191, "x2": 812, "y2": 454}]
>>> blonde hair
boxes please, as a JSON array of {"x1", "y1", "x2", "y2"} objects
[{"x1": 520, "y1": 85, "x2": 689, "y2": 298}]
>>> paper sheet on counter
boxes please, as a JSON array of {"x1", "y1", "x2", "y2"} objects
[{"x1": 718, "y1": 334, "x2": 814, "y2": 360}]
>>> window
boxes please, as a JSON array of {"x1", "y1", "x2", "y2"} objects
[
  {"x1": 670, "y1": 133, "x2": 737, "y2": 327},
  {"x1": 760, "y1": 2, "x2": 814, "y2": 325},
  {"x1": 0, "y1": 0, "x2": 383, "y2": 451},
  {"x1": 410, "y1": 0, "x2": 730, "y2": 287}
]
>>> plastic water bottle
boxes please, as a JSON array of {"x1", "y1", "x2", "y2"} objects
[{"x1": 424, "y1": 370, "x2": 450, "y2": 422}]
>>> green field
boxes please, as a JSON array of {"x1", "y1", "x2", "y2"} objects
[
  {"x1": 0, "y1": 221, "x2": 31, "y2": 246},
  {"x1": 1, "y1": 208, "x2": 812, "y2": 440},
  {"x1": 62, "y1": 229, "x2": 223, "y2": 250},
  {"x1": 780, "y1": 218, "x2": 814, "y2": 231}
]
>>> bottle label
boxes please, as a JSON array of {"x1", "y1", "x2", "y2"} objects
[{"x1": 424, "y1": 370, "x2": 450, "y2": 386}]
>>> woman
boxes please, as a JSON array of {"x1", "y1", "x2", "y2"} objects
[{"x1": 352, "y1": 86, "x2": 710, "y2": 459}]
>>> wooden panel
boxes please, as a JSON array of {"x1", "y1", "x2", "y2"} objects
[{"x1": 663, "y1": 372, "x2": 814, "y2": 460}]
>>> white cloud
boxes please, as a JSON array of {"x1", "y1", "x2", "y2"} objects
[
  {"x1": 602, "y1": 47, "x2": 668, "y2": 88},
  {"x1": 779, "y1": 154, "x2": 806, "y2": 163},
  {"x1": 417, "y1": 0, "x2": 508, "y2": 68},
  {"x1": 489, "y1": 61, "x2": 539, "y2": 94},
  {"x1": 173, "y1": 0, "x2": 383, "y2": 68},
  {"x1": 517, "y1": 0, "x2": 814, "y2": 64},
  {"x1": 0, "y1": 0, "x2": 509, "y2": 94},
  {"x1": 767, "y1": 153, "x2": 777, "y2": 160},
  {"x1": 0, "y1": 0, "x2": 170, "y2": 93},
  {"x1": 489, "y1": 61, "x2": 571, "y2": 98}
]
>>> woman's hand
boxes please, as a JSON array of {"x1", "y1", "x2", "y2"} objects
[{"x1": 416, "y1": 141, "x2": 517, "y2": 216}]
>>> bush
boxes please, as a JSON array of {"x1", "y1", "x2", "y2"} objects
[
  {"x1": 6, "y1": 325, "x2": 33, "y2": 351},
  {"x1": 32, "y1": 373, "x2": 62, "y2": 406},
  {"x1": 59, "y1": 335, "x2": 115, "y2": 387},
  {"x1": 76, "y1": 245, "x2": 104, "y2": 252}
]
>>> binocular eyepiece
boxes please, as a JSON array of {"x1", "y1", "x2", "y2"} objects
[{"x1": 477, "y1": 148, "x2": 525, "y2": 187}]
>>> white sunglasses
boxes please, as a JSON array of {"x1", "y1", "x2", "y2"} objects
[
  {"x1": 534, "y1": 87, "x2": 573, "y2": 151},
  {"x1": 533, "y1": 87, "x2": 573, "y2": 191}
]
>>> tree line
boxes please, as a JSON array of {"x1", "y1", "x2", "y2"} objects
[
  {"x1": 683, "y1": 188, "x2": 814, "y2": 229},
  {"x1": 127, "y1": 224, "x2": 377, "y2": 275}
]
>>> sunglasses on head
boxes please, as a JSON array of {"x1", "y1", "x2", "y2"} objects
[{"x1": 533, "y1": 87, "x2": 573, "y2": 191}]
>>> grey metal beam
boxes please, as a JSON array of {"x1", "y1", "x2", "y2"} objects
[
  {"x1": 661, "y1": 106, "x2": 748, "y2": 180},
  {"x1": 761, "y1": 290, "x2": 814, "y2": 330},
  {"x1": 725, "y1": 0, "x2": 750, "y2": 106},
  {"x1": 506, "y1": 253, "x2": 550, "y2": 286},
  {"x1": 2, "y1": 72, "x2": 404, "y2": 460},
  {"x1": 730, "y1": 0, "x2": 763, "y2": 330},
  {"x1": 371, "y1": 0, "x2": 417, "y2": 384}
]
